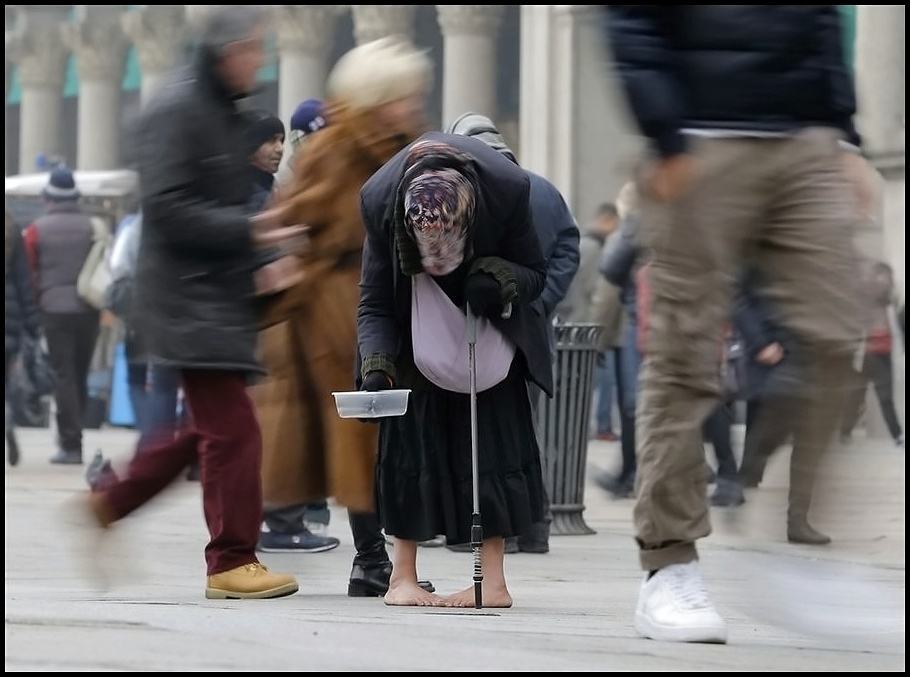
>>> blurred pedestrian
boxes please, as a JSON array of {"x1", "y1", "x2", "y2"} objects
[
  {"x1": 80, "y1": 6, "x2": 299, "y2": 600},
  {"x1": 608, "y1": 5, "x2": 866, "y2": 642},
  {"x1": 595, "y1": 183, "x2": 644, "y2": 499},
  {"x1": 243, "y1": 109, "x2": 340, "y2": 555},
  {"x1": 23, "y1": 168, "x2": 99, "y2": 466},
  {"x1": 257, "y1": 39, "x2": 437, "y2": 597},
  {"x1": 733, "y1": 270, "x2": 834, "y2": 543},
  {"x1": 840, "y1": 261, "x2": 904, "y2": 447},
  {"x1": 6, "y1": 210, "x2": 41, "y2": 466},
  {"x1": 560, "y1": 203, "x2": 622, "y2": 442}
]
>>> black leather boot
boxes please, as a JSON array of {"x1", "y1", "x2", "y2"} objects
[
  {"x1": 348, "y1": 560, "x2": 391, "y2": 597},
  {"x1": 347, "y1": 512, "x2": 434, "y2": 596},
  {"x1": 347, "y1": 561, "x2": 436, "y2": 597}
]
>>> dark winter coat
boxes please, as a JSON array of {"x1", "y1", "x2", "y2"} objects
[
  {"x1": 134, "y1": 49, "x2": 259, "y2": 372},
  {"x1": 358, "y1": 132, "x2": 552, "y2": 395},
  {"x1": 607, "y1": 6, "x2": 861, "y2": 157}
]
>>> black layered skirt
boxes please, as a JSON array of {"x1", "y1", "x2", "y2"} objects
[{"x1": 376, "y1": 356, "x2": 545, "y2": 545}]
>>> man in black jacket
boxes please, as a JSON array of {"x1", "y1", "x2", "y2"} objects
[
  {"x1": 83, "y1": 7, "x2": 300, "y2": 600},
  {"x1": 607, "y1": 5, "x2": 868, "y2": 643}
]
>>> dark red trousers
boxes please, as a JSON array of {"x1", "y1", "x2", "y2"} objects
[{"x1": 103, "y1": 370, "x2": 262, "y2": 575}]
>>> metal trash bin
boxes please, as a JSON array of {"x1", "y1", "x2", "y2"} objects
[{"x1": 535, "y1": 323, "x2": 602, "y2": 535}]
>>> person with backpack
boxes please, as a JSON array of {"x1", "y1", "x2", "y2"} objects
[{"x1": 23, "y1": 168, "x2": 102, "y2": 466}]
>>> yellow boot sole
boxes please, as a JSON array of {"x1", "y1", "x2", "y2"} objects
[{"x1": 205, "y1": 582, "x2": 299, "y2": 600}]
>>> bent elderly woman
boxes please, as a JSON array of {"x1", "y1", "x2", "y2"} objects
[{"x1": 358, "y1": 133, "x2": 552, "y2": 607}]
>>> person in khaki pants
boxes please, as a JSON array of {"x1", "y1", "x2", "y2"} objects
[{"x1": 607, "y1": 6, "x2": 871, "y2": 643}]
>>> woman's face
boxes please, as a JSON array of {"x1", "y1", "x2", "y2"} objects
[
  {"x1": 404, "y1": 167, "x2": 473, "y2": 277},
  {"x1": 413, "y1": 226, "x2": 467, "y2": 277},
  {"x1": 407, "y1": 197, "x2": 467, "y2": 276}
]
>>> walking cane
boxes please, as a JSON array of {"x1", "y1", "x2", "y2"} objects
[
  {"x1": 466, "y1": 302, "x2": 483, "y2": 609},
  {"x1": 466, "y1": 302, "x2": 512, "y2": 610}
]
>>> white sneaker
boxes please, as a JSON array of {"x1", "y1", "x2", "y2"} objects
[{"x1": 634, "y1": 561, "x2": 728, "y2": 643}]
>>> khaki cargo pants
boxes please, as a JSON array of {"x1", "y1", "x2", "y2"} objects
[{"x1": 634, "y1": 129, "x2": 863, "y2": 571}]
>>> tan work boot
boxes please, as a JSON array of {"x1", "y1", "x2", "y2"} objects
[
  {"x1": 87, "y1": 492, "x2": 117, "y2": 528},
  {"x1": 205, "y1": 563, "x2": 299, "y2": 600}
]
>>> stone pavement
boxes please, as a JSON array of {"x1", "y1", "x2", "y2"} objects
[{"x1": 4, "y1": 427, "x2": 905, "y2": 671}]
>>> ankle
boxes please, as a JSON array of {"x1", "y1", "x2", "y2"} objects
[{"x1": 389, "y1": 573, "x2": 418, "y2": 587}]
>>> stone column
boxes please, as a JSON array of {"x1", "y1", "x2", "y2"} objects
[
  {"x1": 351, "y1": 5, "x2": 416, "y2": 45},
  {"x1": 4, "y1": 6, "x2": 14, "y2": 99},
  {"x1": 519, "y1": 5, "x2": 641, "y2": 221},
  {"x1": 855, "y1": 6, "x2": 905, "y2": 272},
  {"x1": 4, "y1": 44, "x2": 8, "y2": 175},
  {"x1": 855, "y1": 7, "x2": 905, "y2": 167},
  {"x1": 275, "y1": 6, "x2": 338, "y2": 124},
  {"x1": 437, "y1": 5, "x2": 504, "y2": 128},
  {"x1": 854, "y1": 5, "x2": 906, "y2": 438},
  {"x1": 7, "y1": 6, "x2": 69, "y2": 173},
  {"x1": 63, "y1": 6, "x2": 128, "y2": 171},
  {"x1": 122, "y1": 6, "x2": 187, "y2": 107}
]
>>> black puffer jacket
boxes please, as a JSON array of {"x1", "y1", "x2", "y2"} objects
[
  {"x1": 607, "y1": 6, "x2": 860, "y2": 157},
  {"x1": 358, "y1": 132, "x2": 552, "y2": 395},
  {"x1": 5, "y1": 216, "x2": 41, "y2": 358},
  {"x1": 135, "y1": 49, "x2": 259, "y2": 373}
]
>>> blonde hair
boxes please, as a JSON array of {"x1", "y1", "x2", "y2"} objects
[{"x1": 327, "y1": 38, "x2": 432, "y2": 111}]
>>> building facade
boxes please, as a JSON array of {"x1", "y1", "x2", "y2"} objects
[
  {"x1": 5, "y1": 6, "x2": 904, "y2": 282},
  {"x1": 5, "y1": 5, "x2": 904, "y2": 435}
]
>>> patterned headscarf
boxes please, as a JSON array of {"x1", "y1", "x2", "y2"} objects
[{"x1": 395, "y1": 140, "x2": 477, "y2": 277}]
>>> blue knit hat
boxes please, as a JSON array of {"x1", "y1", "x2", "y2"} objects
[
  {"x1": 42, "y1": 167, "x2": 80, "y2": 201},
  {"x1": 290, "y1": 98, "x2": 328, "y2": 137}
]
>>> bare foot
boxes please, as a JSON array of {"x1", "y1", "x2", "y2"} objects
[
  {"x1": 444, "y1": 584, "x2": 512, "y2": 608},
  {"x1": 384, "y1": 581, "x2": 445, "y2": 607}
]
